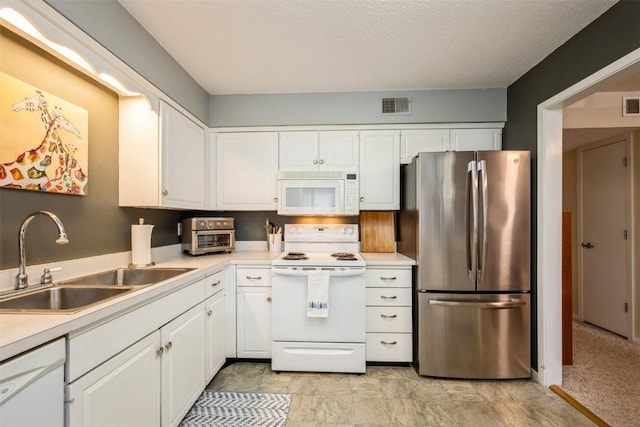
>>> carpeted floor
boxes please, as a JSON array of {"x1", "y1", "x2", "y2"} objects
[
  {"x1": 562, "y1": 321, "x2": 640, "y2": 427},
  {"x1": 179, "y1": 391, "x2": 291, "y2": 426}
]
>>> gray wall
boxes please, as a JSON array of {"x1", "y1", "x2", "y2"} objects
[
  {"x1": 210, "y1": 89, "x2": 506, "y2": 127},
  {"x1": 503, "y1": 0, "x2": 640, "y2": 368},
  {"x1": 45, "y1": 0, "x2": 210, "y2": 123}
]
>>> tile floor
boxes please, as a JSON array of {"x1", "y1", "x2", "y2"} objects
[{"x1": 206, "y1": 362, "x2": 594, "y2": 426}]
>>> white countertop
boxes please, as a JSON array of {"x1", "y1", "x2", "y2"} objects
[
  {"x1": 360, "y1": 252, "x2": 415, "y2": 265},
  {"x1": 0, "y1": 249, "x2": 413, "y2": 362}
]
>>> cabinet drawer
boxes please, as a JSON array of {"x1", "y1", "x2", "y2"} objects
[
  {"x1": 366, "y1": 333, "x2": 412, "y2": 362},
  {"x1": 366, "y1": 307, "x2": 412, "y2": 332},
  {"x1": 366, "y1": 288, "x2": 412, "y2": 306},
  {"x1": 205, "y1": 269, "x2": 225, "y2": 298},
  {"x1": 237, "y1": 268, "x2": 271, "y2": 287},
  {"x1": 366, "y1": 268, "x2": 411, "y2": 287}
]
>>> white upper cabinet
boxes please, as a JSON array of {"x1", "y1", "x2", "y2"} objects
[
  {"x1": 279, "y1": 131, "x2": 359, "y2": 171},
  {"x1": 119, "y1": 99, "x2": 206, "y2": 209},
  {"x1": 449, "y1": 128, "x2": 502, "y2": 152},
  {"x1": 400, "y1": 127, "x2": 502, "y2": 163},
  {"x1": 359, "y1": 130, "x2": 400, "y2": 210},
  {"x1": 216, "y1": 132, "x2": 279, "y2": 210}
]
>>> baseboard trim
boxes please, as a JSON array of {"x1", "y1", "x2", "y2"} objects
[{"x1": 549, "y1": 385, "x2": 610, "y2": 427}]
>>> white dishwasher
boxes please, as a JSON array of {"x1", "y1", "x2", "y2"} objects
[{"x1": 0, "y1": 338, "x2": 65, "y2": 427}]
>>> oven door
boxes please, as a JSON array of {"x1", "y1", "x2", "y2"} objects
[
  {"x1": 277, "y1": 179, "x2": 345, "y2": 216},
  {"x1": 271, "y1": 267, "x2": 366, "y2": 342},
  {"x1": 193, "y1": 230, "x2": 235, "y2": 254}
]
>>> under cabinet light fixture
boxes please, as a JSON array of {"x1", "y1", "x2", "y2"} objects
[
  {"x1": 0, "y1": 7, "x2": 94, "y2": 74},
  {"x1": 0, "y1": 7, "x2": 139, "y2": 96}
]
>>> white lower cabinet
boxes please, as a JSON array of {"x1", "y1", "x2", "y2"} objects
[
  {"x1": 237, "y1": 286, "x2": 272, "y2": 358},
  {"x1": 236, "y1": 267, "x2": 272, "y2": 358},
  {"x1": 65, "y1": 271, "x2": 227, "y2": 427},
  {"x1": 161, "y1": 303, "x2": 206, "y2": 427},
  {"x1": 66, "y1": 332, "x2": 161, "y2": 427},
  {"x1": 205, "y1": 290, "x2": 226, "y2": 378},
  {"x1": 365, "y1": 266, "x2": 413, "y2": 362}
]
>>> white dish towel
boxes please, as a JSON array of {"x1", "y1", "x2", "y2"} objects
[{"x1": 307, "y1": 270, "x2": 330, "y2": 317}]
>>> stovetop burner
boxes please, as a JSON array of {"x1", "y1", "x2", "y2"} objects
[
  {"x1": 331, "y1": 252, "x2": 358, "y2": 261},
  {"x1": 282, "y1": 252, "x2": 308, "y2": 260}
]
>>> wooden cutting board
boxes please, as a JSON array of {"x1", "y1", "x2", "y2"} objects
[{"x1": 360, "y1": 211, "x2": 396, "y2": 252}]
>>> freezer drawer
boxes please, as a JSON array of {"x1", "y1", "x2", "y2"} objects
[{"x1": 418, "y1": 292, "x2": 530, "y2": 379}]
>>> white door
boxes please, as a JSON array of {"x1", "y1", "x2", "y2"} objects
[
  {"x1": 237, "y1": 286, "x2": 272, "y2": 358},
  {"x1": 160, "y1": 304, "x2": 206, "y2": 427},
  {"x1": 580, "y1": 138, "x2": 629, "y2": 337},
  {"x1": 279, "y1": 131, "x2": 319, "y2": 171},
  {"x1": 161, "y1": 102, "x2": 206, "y2": 209},
  {"x1": 205, "y1": 291, "x2": 226, "y2": 380},
  {"x1": 318, "y1": 131, "x2": 359, "y2": 169},
  {"x1": 216, "y1": 132, "x2": 279, "y2": 210},
  {"x1": 359, "y1": 130, "x2": 400, "y2": 210},
  {"x1": 66, "y1": 332, "x2": 161, "y2": 427}
]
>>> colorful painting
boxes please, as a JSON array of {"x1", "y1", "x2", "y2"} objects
[{"x1": 0, "y1": 72, "x2": 88, "y2": 195}]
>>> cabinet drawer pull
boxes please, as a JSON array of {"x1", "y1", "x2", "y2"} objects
[
  {"x1": 380, "y1": 276, "x2": 397, "y2": 281},
  {"x1": 380, "y1": 340, "x2": 398, "y2": 345},
  {"x1": 207, "y1": 310, "x2": 213, "y2": 316},
  {"x1": 380, "y1": 314, "x2": 398, "y2": 319},
  {"x1": 157, "y1": 347, "x2": 164, "y2": 356},
  {"x1": 211, "y1": 280, "x2": 221, "y2": 287},
  {"x1": 246, "y1": 276, "x2": 262, "y2": 280},
  {"x1": 380, "y1": 295, "x2": 397, "y2": 300},
  {"x1": 165, "y1": 341, "x2": 173, "y2": 350}
]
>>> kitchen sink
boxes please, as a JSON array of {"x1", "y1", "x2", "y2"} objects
[
  {"x1": 0, "y1": 267, "x2": 196, "y2": 314},
  {"x1": 0, "y1": 286, "x2": 135, "y2": 313},
  {"x1": 58, "y1": 267, "x2": 196, "y2": 287}
]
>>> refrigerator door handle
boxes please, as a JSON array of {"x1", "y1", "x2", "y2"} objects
[
  {"x1": 477, "y1": 159, "x2": 488, "y2": 282},
  {"x1": 467, "y1": 160, "x2": 478, "y2": 282},
  {"x1": 428, "y1": 298, "x2": 527, "y2": 309}
]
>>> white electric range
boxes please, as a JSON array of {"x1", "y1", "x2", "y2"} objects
[{"x1": 271, "y1": 224, "x2": 366, "y2": 373}]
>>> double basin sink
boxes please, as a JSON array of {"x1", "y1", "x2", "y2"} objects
[{"x1": 0, "y1": 267, "x2": 195, "y2": 314}]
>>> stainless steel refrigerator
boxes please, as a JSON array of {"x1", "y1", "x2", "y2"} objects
[{"x1": 399, "y1": 151, "x2": 531, "y2": 379}]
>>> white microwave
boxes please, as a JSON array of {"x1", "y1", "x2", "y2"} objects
[{"x1": 277, "y1": 170, "x2": 359, "y2": 216}]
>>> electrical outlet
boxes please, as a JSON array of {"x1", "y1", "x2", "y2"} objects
[{"x1": 177, "y1": 222, "x2": 182, "y2": 236}]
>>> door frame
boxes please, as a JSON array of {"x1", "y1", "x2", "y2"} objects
[
  {"x1": 536, "y1": 47, "x2": 640, "y2": 386},
  {"x1": 576, "y1": 135, "x2": 633, "y2": 337}
]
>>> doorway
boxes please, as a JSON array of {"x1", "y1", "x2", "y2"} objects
[{"x1": 537, "y1": 47, "x2": 640, "y2": 386}]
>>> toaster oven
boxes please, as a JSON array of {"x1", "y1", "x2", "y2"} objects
[{"x1": 182, "y1": 217, "x2": 235, "y2": 255}]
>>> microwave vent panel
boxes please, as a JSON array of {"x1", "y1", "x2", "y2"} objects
[
  {"x1": 381, "y1": 97, "x2": 411, "y2": 115},
  {"x1": 623, "y1": 96, "x2": 640, "y2": 116}
]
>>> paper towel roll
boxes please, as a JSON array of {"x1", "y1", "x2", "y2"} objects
[{"x1": 131, "y1": 224, "x2": 154, "y2": 266}]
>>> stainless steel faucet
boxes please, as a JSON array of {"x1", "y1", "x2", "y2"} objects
[{"x1": 15, "y1": 211, "x2": 69, "y2": 290}]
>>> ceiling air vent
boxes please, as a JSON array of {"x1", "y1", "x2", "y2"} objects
[
  {"x1": 623, "y1": 96, "x2": 640, "y2": 116},
  {"x1": 381, "y1": 97, "x2": 411, "y2": 115}
]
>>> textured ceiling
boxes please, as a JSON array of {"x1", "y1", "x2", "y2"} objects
[{"x1": 119, "y1": 0, "x2": 617, "y2": 95}]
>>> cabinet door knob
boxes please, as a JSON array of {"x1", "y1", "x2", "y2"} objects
[
  {"x1": 313, "y1": 159, "x2": 318, "y2": 165},
  {"x1": 165, "y1": 341, "x2": 173, "y2": 350},
  {"x1": 157, "y1": 347, "x2": 164, "y2": 356},
  {"x1": 360, "y1": 197, "x2": 365, "y2": 202},
  {"x1": 207, "y1": 310, "x2": 213, "y2": 316},
  {"x1": 162, "y1": 189, "x2": 168, "y2": 196},
  {"x1": 319, "y1": 159, "x2": 324, "y2": 165},
  {"x1": 267, "y1": 297, "x2": 272, "y2": 302},
  {"x1": 273, "y1": 197, "x2": 278, "y2": 203},
  {"x1": 380, "y1": 340, "x2": 398, "y2": 345},
  {"x1": 380, "y1": 314, "x2": 398, "y2": 319}
]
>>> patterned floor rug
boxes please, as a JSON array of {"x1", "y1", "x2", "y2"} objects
[{"x1": 179, "y1": 391, "x2": 292, "y2": 427}]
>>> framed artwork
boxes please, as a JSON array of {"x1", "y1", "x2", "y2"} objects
[{"x1": 0, "y1": 71, "x2": 89, "y2": 195}]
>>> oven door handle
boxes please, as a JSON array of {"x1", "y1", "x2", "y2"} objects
[{"x1": 272, "y1": 268, "x2": 365, "y2": 278}]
